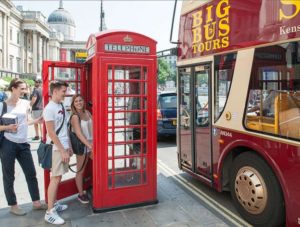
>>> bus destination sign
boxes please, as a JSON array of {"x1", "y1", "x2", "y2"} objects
[{"x1": 104, "y1": 44, "x2": 150, "y2": 54}]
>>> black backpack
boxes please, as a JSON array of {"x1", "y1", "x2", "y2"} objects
[{"x1": 0, "y1": 102, "x2": 7, "y2": 144}]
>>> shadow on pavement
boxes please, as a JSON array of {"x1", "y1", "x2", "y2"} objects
[{"x1": 157, "y1": 136, "x2": 176, "y2": 148}]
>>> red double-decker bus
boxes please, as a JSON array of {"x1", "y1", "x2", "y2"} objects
[{"x1": 176, "y1": 0, "x2": 300, "y2": 226}]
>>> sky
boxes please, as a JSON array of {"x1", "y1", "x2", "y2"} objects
[{"x1": 13, "y1": 0, "x2": 181, "y2": 51}]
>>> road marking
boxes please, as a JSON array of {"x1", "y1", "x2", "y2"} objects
[{"x1": 157, "y1": 159, "x2": 252, "y2": 227}]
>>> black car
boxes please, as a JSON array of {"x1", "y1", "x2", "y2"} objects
[{"x1": 157, "y1": 92, "x2": 177, "y2": 137}]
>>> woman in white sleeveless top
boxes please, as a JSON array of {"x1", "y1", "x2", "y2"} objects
[
  {"x1": 70, "y1": 94, "x2": 92, "y2": 204},
  {"x1": 0, "y1": 78, "x2": 47, "y2": 216}
]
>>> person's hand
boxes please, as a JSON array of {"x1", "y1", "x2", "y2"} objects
[
  {"x1": 60, "y1": 149, "x2": 70, "y2": 163},
  {"x1": 87, "y1": 143, "x2": 92, "y2": 150},
  {"x1": 68, "y1": 148, "x2": 73, "y2": 157},
  {"x1": 6, "y1": 124, "x2": 18, "y2": 132},
  {"x1": 36, "y1": 117, "x2": 43, "y2": 124}
]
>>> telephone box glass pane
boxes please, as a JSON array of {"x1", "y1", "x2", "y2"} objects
[
  {"x1": 107, "y1": 65, "x2": 148, "y2": 189},
  {"x1": 113, "y1": 66, "x2": 142, "y2": 80},
  {"x1": 114, "y1": 173, "x2": 142, "y2": 188},
  {"x1": 50, "y1": 67, "x2": 78, "y2": 80},
  {"x1": 108, "y1": 144, "x2": 131, "y2": 158},
  {"x1": 114, "y1": 157, "x2": 142, "y2": 171}
]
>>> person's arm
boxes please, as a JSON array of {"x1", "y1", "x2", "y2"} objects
[
  {"x1": 30, "y1": 96, "x2": 37, "y2": 107},
  {"x1": 26, "y1": 100, "x2": 42, "y2": 125},
  {"x1": 0, "y1": 124, "x2": 18, "y2": 132},
  {"x1": 87, "y1": 110, "x2": 93, "y2": 120},
  {"x1": 45, "y1": 120, "x2": 70, "y2": 163},
  {"x1": 30, "y1": 90, "x2": 37, "y2": 106},
  {"x1": 247, "y1": 105, "x2": 260, "y2": 113},
  {"x1": 27, "y1": 107, "x2": 42, "y2": 125},
  {"x1": 71, "y1": 115, "x2": 92, "y2": 150},
  {"x1": 27, "y1": 117, "x2": 42, "y2": 126}
]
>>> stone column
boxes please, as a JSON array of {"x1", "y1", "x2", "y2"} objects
[
  {"x1": 0, "y1": 12, "x2": 3, "y2": 69},
  {"x1": 3, "y1": 14, "x2": 7, "y2": 70},
  {"x1": 24, "y1": 32, "x2": 28, "y2": 73},
  {"x1": 39, "y1": 36, "x2": 43, "y2": 74},
  {"x1": 43, "y1": 37, "x2": 47, "y2": 61},
  {"x1": 46, "y1": 40, "x2": 50, "y2": 59},
  {"x1": 32, "y1": 31, "x2": 38, "y2": 74}
]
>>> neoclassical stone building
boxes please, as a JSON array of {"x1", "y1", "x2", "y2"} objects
[{"x1": 0, "y1": 0, "x2": 86, "y2": 79}]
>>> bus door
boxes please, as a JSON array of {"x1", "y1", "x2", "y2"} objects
[
  {"x1": 42, "y1": 61, "x2": 91, "y2": 201},
  {"x1": 194, "y1": 65, "x2": 212, "y2": 178},
  {"x1": 179, "y1": 64, "x2": 212, "y2": 179}
]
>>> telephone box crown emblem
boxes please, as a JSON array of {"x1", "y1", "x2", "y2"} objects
[{"x1": 123, "y1": 35, "x2": 133, "y2": 43}]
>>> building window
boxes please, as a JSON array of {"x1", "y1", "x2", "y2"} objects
[
  {"x1": 28, "y1": 36, "x2": 31, "y2": 50},
  {"x1": 0, "y1": 16, "x2": 2, "y2": 36},
  {"x1": 24, "y1": 59, "x2": 27, "y2": 72},
  {"x1": 9, "y1": 55, "x2": 13, "y2": 71},
  {"x1": 28, "y1": 62, "x2": 32, "y2": 73},
  {"x1": 9, "y1": 28, "x2": 12, "y2": 41},
  {"x1": 17, "y1": 58, "x2": 21, "y2": 72},
  {"x1": 24, "y1": 34, "x2": 26, "y2": 46},
  {"x1": 0, "y1": 50, "x2": 2, "y2": 68},
  {"x1": 17, "y1": 32, "x2": 20, "y2": 44}
]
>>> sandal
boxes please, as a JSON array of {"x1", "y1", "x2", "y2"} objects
[
  {"x1": 10, "y1": 206, "x2": 26, "y2": 216},
  {"x1": 33, "y1": 203, "x2": 48, "y2": 210}
]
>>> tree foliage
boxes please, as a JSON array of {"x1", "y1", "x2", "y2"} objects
[
  {"x1": 2, "y1": 76, "x2": 34, "y2": 86},
  {"x1": 157, "y1": 58, "x2": 171, "y2": 85}
]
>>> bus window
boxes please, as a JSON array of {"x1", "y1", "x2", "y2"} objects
[
  {"x1": 214, "y1": 53, "x2": 237, "y2": 121},
  {"x1": 245, "y1": 42, "x2": 300, "y2": 140},
  {"x1": 179, "y1": 67, "x2": 192, "y2": 167},
  {"x1": 179, "y1": 68, "x2": 191, "y2": 129},
  {"x1": 195, "y1": 67, "x2": 209, "y2": 127}
]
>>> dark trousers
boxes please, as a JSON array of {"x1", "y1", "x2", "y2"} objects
[{"x1": 0, "y1": 137, "x2": 40, "y2": 206}]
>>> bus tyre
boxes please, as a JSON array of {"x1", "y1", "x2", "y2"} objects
[{"x1": 230, "y1": 152, "x2": 285, "y2": 226}]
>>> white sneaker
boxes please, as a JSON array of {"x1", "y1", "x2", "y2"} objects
[
  {"x1": 54, "y1": 202, "x2": 68, "y2": 212},
  {"x1": 44, "y1": 209, "x2": 65, "y2": 225}
]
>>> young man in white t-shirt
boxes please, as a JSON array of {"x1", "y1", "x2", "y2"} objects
[{"x1": 43, "y1": 80, "x2": 72, "y2": 225}]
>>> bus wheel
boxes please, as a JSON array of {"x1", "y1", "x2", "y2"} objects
[{"x1": 230, "y1": 152, "x2": 285, "y2": 226}]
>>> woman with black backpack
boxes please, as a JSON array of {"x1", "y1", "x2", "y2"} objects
[
  {"x1": 69, "y1": 94, "x2": 93, "y2": 204},
  {"x1": 0, "y1": 78, "x2": 47, "y2": 216}
]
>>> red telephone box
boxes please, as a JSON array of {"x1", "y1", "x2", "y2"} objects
[{"x1": 42, "y1": 30, "x2": 157, "y2": 212}]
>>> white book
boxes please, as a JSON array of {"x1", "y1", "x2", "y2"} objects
[{"x1": 1, "y1": 113, "x2": 18, "y2": 125}]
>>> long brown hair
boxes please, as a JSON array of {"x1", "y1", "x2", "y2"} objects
[
  {"x1": 70, "y1": 94, "x2": 86, "y2": 114},
  {"x1": 8, "y1": 78, "x2": 26, "y2": 92}
]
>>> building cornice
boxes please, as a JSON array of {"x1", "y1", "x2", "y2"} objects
[
  {"x1": 62, "y1": 40, "x2": 85, "y2": 44},
  {"x1": 0, "y1": 0, "x2": 12, "y2": 15},
  {"x1": 10, "y1": 7, "x2": 22, "y2": 21},
  {"x1": 61, "y1": 40, "x2": 86, "y2": 50},
  {"x1": 2, "y1": 0, "x2": 13, "y2": 9}
]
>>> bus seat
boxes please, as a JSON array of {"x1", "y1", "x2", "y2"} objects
[
  {"x1": 279, "y1": 108, "x2": 300, "y2": 138},
  {"x1": 279, "y1": 93, "x2": 300, "y2": 138}
]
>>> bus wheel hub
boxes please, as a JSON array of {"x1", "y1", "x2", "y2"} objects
[{"x1": 234, "y1": 166, "x2": 268, "y2": 214}]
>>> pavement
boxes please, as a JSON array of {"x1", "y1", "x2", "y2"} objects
[{"x1": 0, "y1": 126, "x2": 231, "y2": 227}]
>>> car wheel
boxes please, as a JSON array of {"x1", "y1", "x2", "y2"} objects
[{"x1": 230, "y1": 152, "x2": 285, "y2": 226}]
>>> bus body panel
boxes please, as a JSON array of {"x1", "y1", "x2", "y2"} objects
[{"x1": 213, "y1": 127, "x2": 300, "y2": 227}]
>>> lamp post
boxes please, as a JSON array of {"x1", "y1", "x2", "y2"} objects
[{"x1": 100, "y1": 0, "x2": 103, "y2": 31}]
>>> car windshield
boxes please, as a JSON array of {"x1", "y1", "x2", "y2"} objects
[{"x1": 159, "y1": 94, "x2": 177, "y2": 109}]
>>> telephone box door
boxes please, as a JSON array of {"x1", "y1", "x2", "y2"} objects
[
  {"x1": 42, "y1": 61, "x2": 92, "y2": 200},
  {"x1": 93, "y1": 59, "x2": 157, "y2": 210}
]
